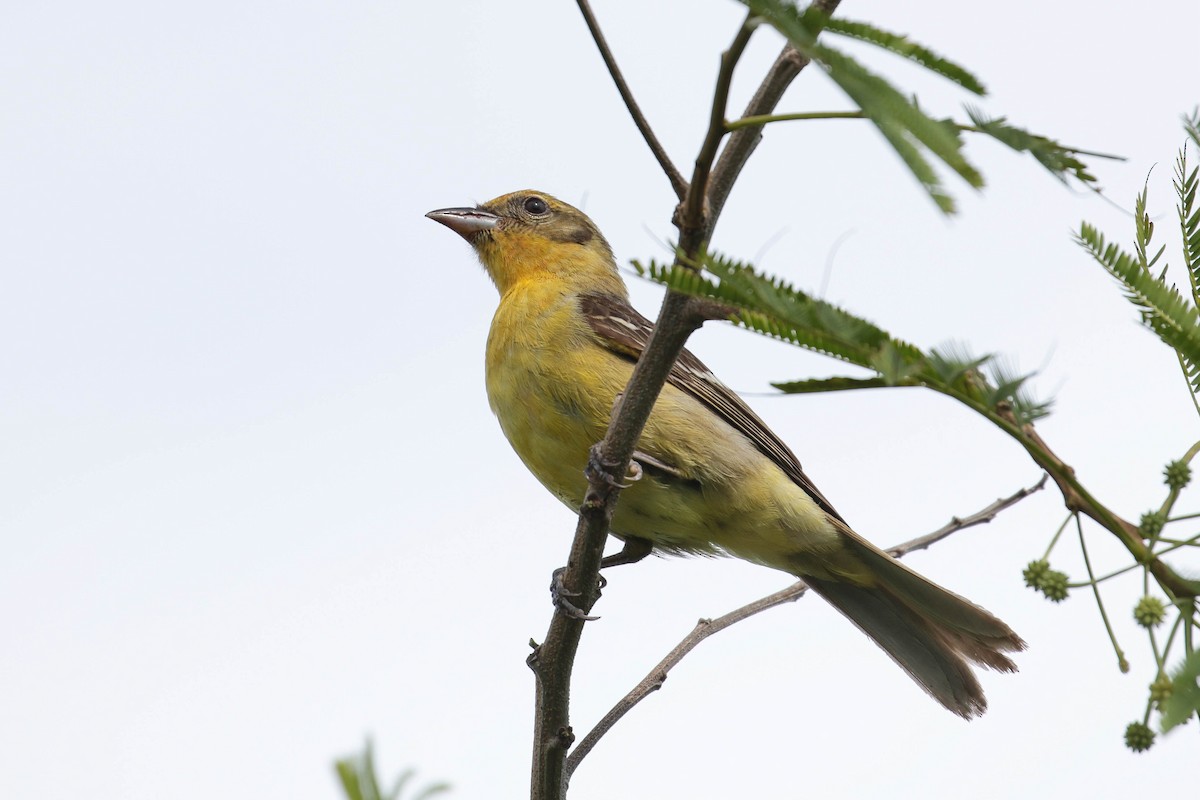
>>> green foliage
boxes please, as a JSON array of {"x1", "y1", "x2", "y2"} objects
[
  {"x1": 741, "y1": 0, "x2": 981, "y2": 212},
  {"x1": 1074, "y1": 222, "x2": 1200, "y2": 393},
  {"x1": 634, "y1": 251, "x2": 1051, "y2": 425},
  {"x1": 730, "y1": 3, "x2": 1114, "y2": 211},
  {"x1": 1160, "y1": 648, "x2": 1200, "y2": 732},
  {"x1": 1132, "y1": 180, "x2": 1167, "y2": 275},
  {"x1": 335, "y1": 741, "x2": 450, "y2": 800},
  {"x1": 820, "y1": 17, "x2": 986, "y2": 95},
  {"x1": 1066, "y1": 118, "x2": 1200, "y2": 749},
  {"x1": 1176, "y1": 111, "x2": 1200, "y2": 304},
  {"x1": 640, "y1": 108, "x2": 1200, "y2": 751},
  {"x1": 771, "y1": 376, "x2": 888, "y2": 394},
  {"x1": 963, "y1": 106, "x2": 1110, "y2": 186},
  {"x1": 635, "y1": 252, "x2": 916, "y2": 366}
]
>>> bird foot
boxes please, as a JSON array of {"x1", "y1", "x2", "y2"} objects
[
  {"x1": 550, "y1": 566, "x2": 602, "y2": 621},
  {"x1": 584, "y1": 444, "x2": 643, "y2": 490}
]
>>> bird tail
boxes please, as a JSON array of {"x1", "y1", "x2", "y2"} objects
[{"x1": 799, "y1": 525, "x2": 1025, "y2": 719}]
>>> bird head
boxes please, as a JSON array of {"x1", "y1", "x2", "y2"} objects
[{"x1": 427, "y1": 190, "x2": 625, "y2": 297}]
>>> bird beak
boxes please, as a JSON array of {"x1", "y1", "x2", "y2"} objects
[{"x1": 426, "y1": 207, "x2": 501, "y2": 242}]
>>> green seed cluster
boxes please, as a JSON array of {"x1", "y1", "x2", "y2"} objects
[
  {"x1": 1163, "y1": 459, "x2": 1192, "y2": 491},
  {"x1": 1138, "y1": 511, "x2": 1165, "y2": 539},
  {"x1": 1149, "y1": 674, "x2": 1173, "y2": 707},
  {"x1": 1023, "y1": 559, "x2": 1069, "y2": 602},
  {"x1": 1133, "y1": 595, "x2": 1167, "y2": 628},
  {"x1": 1022, "y1": 559, "x2": 1048, "y2": 587},
  {"x1": 1123, "y1": 721, "x2": 1155, "y2": 752}
]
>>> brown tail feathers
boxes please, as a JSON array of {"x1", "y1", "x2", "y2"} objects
[{"x1": 800, "y1": 527, "x2": 1025, "y2": 719}]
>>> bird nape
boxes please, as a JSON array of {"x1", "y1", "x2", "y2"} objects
[{"x1": 427, "y1": 190, "x2": 1024, "y2": 718}]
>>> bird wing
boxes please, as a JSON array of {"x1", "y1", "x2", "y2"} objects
[{"x1": 579, "y1": 292, "x2": 848, "y2": 525}]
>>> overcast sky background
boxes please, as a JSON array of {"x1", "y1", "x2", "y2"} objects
[{"x1": 3, "y1": 1, "x2": 1198, "y2": 798}]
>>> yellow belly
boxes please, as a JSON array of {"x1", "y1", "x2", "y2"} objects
[{"x1": 484, "y1": 283, "x2": 836, "y2": 568}]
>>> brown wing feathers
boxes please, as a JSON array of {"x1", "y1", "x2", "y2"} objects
[{"x1": 579, "y1": 292, "x2": 846, "y2": 523}]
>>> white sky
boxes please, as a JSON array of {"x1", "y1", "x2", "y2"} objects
[{"x1": 3, "y1": 1, "x2": 1198, "y2": 798}]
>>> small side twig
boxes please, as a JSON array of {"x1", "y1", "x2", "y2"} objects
[
  {"x1": 575, "y1": 0, "x2": 688, "y2": 200},
  {"x1": 886, "y1": 473, "x2": 1049, "y2": 557},
  {"x1": 1076, "y1": 513, "x2": 1129, "y2": 673},
  {"x1": 707, "y1": 0, "x2": 843, "y2": 228},
  {"x1": 677, "y1": 12, "x2": 757, "y2": 243},
  {"x1": 564, "y1": 475, "x2": 1047, "y2": 779}
]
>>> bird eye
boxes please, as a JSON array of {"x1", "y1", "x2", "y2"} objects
[{"x1": 523, "y1": 196, "x2": 549, "y2": 215}]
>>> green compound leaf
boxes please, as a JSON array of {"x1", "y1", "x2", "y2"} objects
[{"x1": 1161, "y1": 648, "x2": 1200, "y2": 732}]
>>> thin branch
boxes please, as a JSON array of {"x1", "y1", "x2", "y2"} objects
[
  {"x1": 1067, "y1": 560, "x2": 1141, "y2": 588},
  {"x1": 535, "y1": 7, "x2": 848, "y2": 797},
  {"x1": 988, "y1": 403, "x2": 1200, "y2": 599},
  {"x1": 725, "y1": 111, "x2": 1123, "y2": 163},
  {"x1": 707, "y1": 0, "x2": 844, "y2": 228},
  {"x1": 564, "y1": 475, "x2": 1047, "y2": 779},
  {"x1": 530, "y1": 14, "x2": 770, "y2": 800},
  {"x1": 885, "y1": 473, "x2": 1049, "y2": 557},
  {"x1": 726, "y1": 109, "x2": 864, "y2": 130},
  {"x1": 575, "y1": 0, "x2": 688, "y2": 200},
  {"x1": 677, "y1": 12, "x2": 757, "y2": 245},
  {"x1": 1043, "y1": 513, "x2": 1073, "y2": 560},
  {"x1": 1076, "y1": 514, "x2": 1129, "y2": 673}
]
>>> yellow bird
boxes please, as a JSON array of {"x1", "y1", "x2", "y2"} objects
[{"x1": 427, "y1": 190, "x2": 1024, "y2": 718}]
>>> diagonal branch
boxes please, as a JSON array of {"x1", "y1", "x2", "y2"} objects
[
  {"x1": 563, "y1": 475, "x2": 1048, "y2": 779},
  {"x1": 987, "y1": 404, "x2": 1200, "y2": 599},
  {"x1": 575, "y1": 0, "x2": 689, "y2": 200},
  {"x1": 886, "y1": 473, "x2": 1049, "y2": 557},
  {"x1": 677, "y1": 11, "x2": 758, "y2": 245},
  {"x1": 529, "y1": 15, "x2": 769, "y2": 800},
  {"x1": 707, "y1": 0, "x2": 843, "y2": 228}
]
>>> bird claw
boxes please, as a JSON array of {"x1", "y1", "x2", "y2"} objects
[
  {"x1": 550, "y1": 566, "x2": 601, "y2": 621},
  {"x1": 584, "y1": 444, "x2": 643, "y2": 490}
]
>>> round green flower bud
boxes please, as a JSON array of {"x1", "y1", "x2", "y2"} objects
[
  {"x1": 1133, "y1": 595, "x2": 1167, "y2": 628},
  {"x1": 1041, "y1": 570, "x2": 1069, "y2": 602},
  {"x1": 1149, "y1": 675, "x2": 1173, "y2": 706},
  {"x1": 1023, "y1": 559, "x2": 1050, "y2": 589},
  {"x1": 1124, "y1": 721, "x2": 1155, "y2": 752},
  {"x1": 1164, "y1": 460, "x2": 1192, "y2": 490},
  {"x1": 1138, "y1": 512, "x2": 1165, "y2": 539}
]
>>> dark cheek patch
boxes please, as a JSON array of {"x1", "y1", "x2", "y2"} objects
[{"x1": 556, "y1": 223, "x2": 594, "y2": 246}]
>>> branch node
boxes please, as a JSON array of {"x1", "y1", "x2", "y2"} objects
[
  {"x1": 555, "y1": 726, "x2": 576, "y2": 749},
  {"x1": 687, "y1": 296, "x2": 738, "y2": 323}
]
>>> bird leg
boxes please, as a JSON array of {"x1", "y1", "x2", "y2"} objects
[
  {"x1": 599, "y1": 536, "x2": 653, "y2": 571},
  {"x1": 549, "y1": 537, "x2": 654, "y2": 619},
  {"x1": 558, "y1": 441, "x2": 652, "y2": 618}
]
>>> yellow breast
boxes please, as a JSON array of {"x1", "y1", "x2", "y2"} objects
[
  {"x1": 484, "y1": 279, "x2": 835, "y2": 565},
  {"x1": 485, "y1": 281, "x2": 617, "y2": 508}
]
